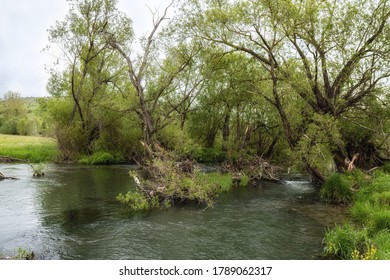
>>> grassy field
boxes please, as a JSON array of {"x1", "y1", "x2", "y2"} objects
[{"x1": 0, "y1": 134, "x2": 57, "y2": 162}]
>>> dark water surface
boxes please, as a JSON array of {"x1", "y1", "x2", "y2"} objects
[{"x1": 0, "y1": 164, "x2": 345, "y2": 259}]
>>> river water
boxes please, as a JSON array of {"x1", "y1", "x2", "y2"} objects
[{"x1": 0, "y1": 164, "x2": 345, "y2": 259}]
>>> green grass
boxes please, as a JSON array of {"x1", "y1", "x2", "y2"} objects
[
  {"x1": 323, "y1": 172, "x2": 390, "y2": 259},
  {"x1": 200, "y1": 172, "x2": 233, "y2": 192},
  {"x1": 0, "y1": 134, "x2": 57, "y2": 162}
]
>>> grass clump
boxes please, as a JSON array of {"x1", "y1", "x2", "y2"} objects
[
  {"x1": 320, "y1": 173, "x2": 353, "y2": 204},
  {"x1": 323, "y1": 224, "x2": 374, "y2": 259},
  {"x1": 321, "y1": 170, "x2": 368, "y2": 204},
  {"x1": 323, "y1": 172, "x2": 390, "y2": 259},
  {"x1": 0, "y1": 134, "x2": 57, "y2": 162}
]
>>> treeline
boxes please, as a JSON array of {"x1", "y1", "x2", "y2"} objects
[
  {"x1": 0, "y1": 92, "x2": 45, "y2": 136},
  {"x1": 39, "y1": 0, "x2": 389, "y2": 180}
]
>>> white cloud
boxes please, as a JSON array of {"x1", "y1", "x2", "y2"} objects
[{"x1": 0, "y1": 0, "x2": 174, "y2": 98}]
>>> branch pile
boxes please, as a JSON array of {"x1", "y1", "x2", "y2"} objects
[{"x1": 222, "y1": 156, "x2": 281, "y2": 182}]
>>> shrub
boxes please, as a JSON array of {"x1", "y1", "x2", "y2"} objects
[
  {"x1": 116, "y1": 191, "x2": 151, "y2": 211},
  {"x1": 0, "y1": 118, "x2": 18, "y2": 135},
  {"x1": 17, "y1": 118, "x2": 27, "y2": 135}
]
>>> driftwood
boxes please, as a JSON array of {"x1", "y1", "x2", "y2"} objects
[
  {"x1": 345, "y1": 153, "x2": 360, "y2": 171},
  {"x1": 222, "y1": 156, "x2": 281, "y2": 182},
  {"x1": 0, "y1": 171, "x2": 18, "y2": 180},
  {"x1": 0, "y1": 155, "x2": 44, "y2": 177}
]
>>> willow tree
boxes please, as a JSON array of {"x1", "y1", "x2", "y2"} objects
[
  {"x1": 46, "y1": 0, "x2": 133, "y2": 158},
  {"x1": 177, "y1": 0, "x2": 390, "y2": 182},
  {"x1": 269, "y1": 0, "x2": 390, "y2": 171},
  {"x1": 104, "y1": 2, "x2": 214, "y2": 156}
]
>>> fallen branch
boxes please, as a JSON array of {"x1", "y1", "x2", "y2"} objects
[
  {"x1": 0, "y1": 171, "x2": 18, "y2": 180},
  {"x1": 0, "y1": 155, "x2": 44, "y2": 177}
]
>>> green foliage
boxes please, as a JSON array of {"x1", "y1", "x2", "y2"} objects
[
  {"x1": 117, "y1": 191, "x2": 151, "y2": 212},
  {"x1": 78, "y1": 151, "x2": 123, "y2": 165},
  {"x1": 325, "y1": 173, "x2": 390, "y2": 259},
  {"x1": 17, "y1": 118, "x2": 27, "y2": 135},
  {"x1": 323, "y1": 224, "x2": 374, "y2": 260},
  {"x1": 383, "y1": 163, "x2": 390, "y2": 174},
  {"x1": 373, "y1": 231, "x2": 390, "y2": 260},
  {"x1": 291, "y1": 114, "x2": 342, "y2": 177},
  {"x1": 119, "y1": 156, "x2": 234, "y2": 212},
  {"x1": 0, "y1": 118, "x2": 18, "y2": 135},
  {"x1": 239, "y1": 174, "x2": 250, "y2": 187},
  {"x1": 14, "y1": 248, "x2": 35, "y2": 260},
  {"x1": 198, "y1": 172, "x2": 233, "y2": 192},
  {"x1": 187, "y1": 147, "x2": 227, "y2": 163},
  {"x1": 320, "y1": 173, "x2": 353, "y2": 204}
]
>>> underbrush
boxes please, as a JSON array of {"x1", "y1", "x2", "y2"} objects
[{"x1": 117, "y1": 156, "x2": 236, "y2": 211}]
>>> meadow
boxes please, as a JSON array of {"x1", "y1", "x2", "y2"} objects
[{"x1": 0, "y1": 134, "x2": 57, "y2": 162}]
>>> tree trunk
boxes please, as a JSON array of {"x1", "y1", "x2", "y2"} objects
[{"x1": 222, "y1": 113, "x2": 230, "y2": 151}]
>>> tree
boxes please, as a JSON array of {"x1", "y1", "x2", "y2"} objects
[
  {"x1": 46, "y1": 0, "x2": 134, "y2": 158},
  {"x1": 177, "y1": 0, "x2": 390, "y2": 182},
  {"x1": 0, "y1": 91, "x2": 27, "y2": 119},
  {"x1": 104, "y1": 2, "x2": 213, "y2": 157}
]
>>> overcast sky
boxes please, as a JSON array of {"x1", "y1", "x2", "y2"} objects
[{"x1": 0, "y1": 0, "x2": 173, "y2": 98}]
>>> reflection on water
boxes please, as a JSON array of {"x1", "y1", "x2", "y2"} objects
[{"x1": 0, "y1": 164, "x2": 345, "y2": 259}]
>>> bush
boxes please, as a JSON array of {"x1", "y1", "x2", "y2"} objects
[
  {"x1": 17, "y1": 118, "x2": 27, "y2": 135},
  {"x1": 116, "y1": 191, "x2": 152, "y2": 211},
  {"x1": 0, "y1": 118, "x2": 18, "y2": 135},
  {"x1": 320, "y1": 173, "x2": 353, "y2": 204}
]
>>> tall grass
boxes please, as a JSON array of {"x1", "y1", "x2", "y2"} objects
[
  {"x1": 0, "y1": 134, "x2": 57, "y2": 162},
  {"x1": 323, "y1": 172, "x2": 390, "y2": 259}
]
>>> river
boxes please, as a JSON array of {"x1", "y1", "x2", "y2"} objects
[{"x1": 0, "y1": 164, "x2": 345, "y2": 259}]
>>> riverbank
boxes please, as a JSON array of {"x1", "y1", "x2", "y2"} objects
[
  {"x1": 0, "y1": 134, "x2": 57, "y2": 163},
  {"x1": 322, "y1": 168, "x2": 390, "y2": 259}
]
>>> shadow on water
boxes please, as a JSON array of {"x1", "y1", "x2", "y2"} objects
[{"x1": 0, "y1": 164, "x2": 346, "y2": 259}]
